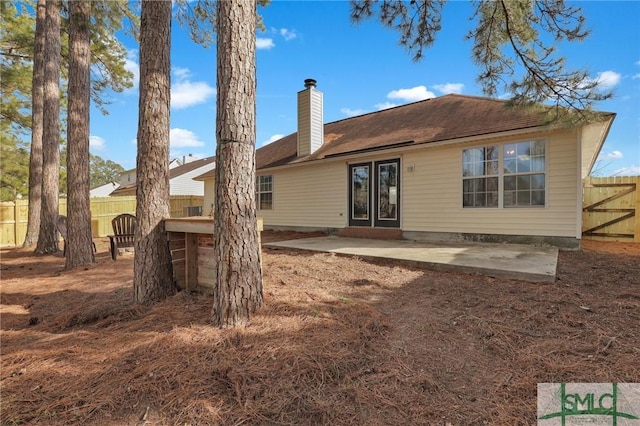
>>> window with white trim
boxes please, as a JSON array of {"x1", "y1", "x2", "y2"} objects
[
  {"x1": 256, "y1": 175, "x2": 273, "y2": 210},
  {"x1": 462, "y1": 146, "x2": 499, "y2": 208},
  {"x1": 503, "y1": 140, "x2": 545, "y2": 207},
  {"x1": 462, "y1": 140, "x2": 546, "y2": 208}
]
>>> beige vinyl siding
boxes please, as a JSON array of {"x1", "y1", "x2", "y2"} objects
[
  {"x1": 120, "y1": 170, "x2": 136, "y2": 186},
  {"x1": 297, "y1": 88, "x2": 324, "y2": 157},
  {"x1": 168, "y1": 164, "x2": 214, "y2": 196},
  {"x1": 297, "y1": 95, "x2": 311, "y2": 156},
  {"x1": 402, "y1": 129, "x2": 579, "y2": 238},
  {"x1": 169, "y1": 174, "x2": 204, "y2": 196},
  {"x1": 258, "y1": 162, "x2": 346, "y2": 228},
  {"x1": 202, "y1": 179, "x2": 215, "y2": 217},
  {"x1": 201, "y1": 129, "x2": 580, "y2": 238}
]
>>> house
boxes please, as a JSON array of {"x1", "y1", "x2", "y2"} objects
[
  {"x1": 89, "y1": 181, "x2": 120, "y2": 197},
  {"x1": 111, "y1": 156, "x2": 215, "y2": 197},
  {"x1": 196, "y1": 79, "x2": 615, "y2": 249}
]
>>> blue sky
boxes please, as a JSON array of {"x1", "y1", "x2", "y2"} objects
[{"x1": 88, "y1": 0, "x2": 640, "y2": 176}]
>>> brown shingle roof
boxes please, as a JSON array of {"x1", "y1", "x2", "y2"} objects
[
  {"x1": 255, "y1": 94, "x2": 611, "y2": 170},
  {"x1": 193, "y1": 169, "x2": 214, "y2": 180},
  {"x1": 168, "y1": 156, "x2": 215, "y2": 179}
]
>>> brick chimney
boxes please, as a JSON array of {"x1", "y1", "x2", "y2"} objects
[{"x1": 297, "y1": 78, "x2": 323, "y2": 157}]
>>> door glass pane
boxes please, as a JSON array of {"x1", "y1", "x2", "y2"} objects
[
  {"x1": 378, "y1": 163, "x2": 397, "y2": 220},
  {"x1": 352, "y1": 166, "x2": 369, "y2": 220}
]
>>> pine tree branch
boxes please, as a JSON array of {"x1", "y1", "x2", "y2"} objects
[{"x1": 498, "y1": 0, "x2": 589, "y2": 118}]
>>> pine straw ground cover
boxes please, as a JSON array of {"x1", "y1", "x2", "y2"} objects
[{"x1": 1, "y1": 232, "x2": 638, "y2": 425}]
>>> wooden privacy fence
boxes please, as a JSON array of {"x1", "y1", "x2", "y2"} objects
[
  {"x1": 0, "y1": 195, "x2": 203, "y2": 248},
  {"x1": 583, "y1": 176, "x2": 639, "y2": 242}
]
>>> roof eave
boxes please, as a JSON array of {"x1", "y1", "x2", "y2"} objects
[
  {"x1": 581, "y1": 113, "x2": 617, "y2": 178},
  {"x1": 256, "y1": 123, "x2": 566, "y2": 173}
]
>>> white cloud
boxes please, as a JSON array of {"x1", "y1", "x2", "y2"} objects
[
  {"x1": 602, "y1": 150, "x2": 624, "y2": 160},
  {"x1": 257, "y1": 37, "x2": 275, "y2": 50},
  {"x1": 172, "y1": 66, "x2": 191, "y2": 81},
  {"x1": 594, "y1": 70, "x2": 621, "y2": 90},
  {"x1": 171, "y1": 80, "x2": 216, "y2": 109},
  {"x1": 280, "y1": 28, "x2": 297, "y2": 41},
  {"x1": 612, "y1": 165, "x2": 640, "y2": 176},
  {"x1": 170, "y1": 66, "x2": 215, "y2": 109},
  {"x1": 341, "y1": 107, "x2": 367, "y2": 117},
  {"x1": 89, "y1": 135, "x2": 106, "y2": 151},
  {"x1": 343, "y1": 85, "x2": 437, "y2": 118},
  {"x1": 433, "y1": 83, "x2": 464, "y2": 95},
  {"x1": 375, "y1": 102, "x2": 398, "y2": 110},
  {"x1": 632, "y1": 73, "x2": 640, "y2": 80},
  {"x1": 261, "y1": 134, "x2": 284, "y2": 147},
  {"x1": 387, "y1": 85, "x2": 435, "y2": 102},
  {"x1": 124, "y1": 49, "x2": 139, "y2": 90},
  {"x1": 132, "y1": 132, "x2": 206, "y2": 150},
  {"x1": 170, "y1": 128, "x2": 205, "y2": 148}
]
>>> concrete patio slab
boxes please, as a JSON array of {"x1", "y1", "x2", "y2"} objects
[{"x1": 264, "y1": 236, "x2": 559, "y2": 283}]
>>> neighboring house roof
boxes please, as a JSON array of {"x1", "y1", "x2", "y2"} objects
[
  {"x1": 120, "y1": 157, "x2": 198, "y2": 180},
  {"x1": 111, "y1": 156, "x2": 216, "y2": 195},
  {"x1": 169, "y1": 158, "x2": 182, "y2": 169},
  {"x1": 90, "y1": 181, "x2": 120, "y2": 197},
  {"x1": 193, "y1": 169, "x2": 214, "y2": 181},
  {"x1": 256, "y1": 94, "x2": 614, "y2": 170}
]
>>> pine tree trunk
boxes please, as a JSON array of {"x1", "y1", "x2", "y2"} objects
[
  {"x1": 133, "y1": 0, "x2": 176, "y2": 304},
  {"x1": 66, "y1": 0, "x2": 94, "y2": 268},
  {"x1": 23, "y1": 0, "x2": 46, "y2": 248},
  {"x1": 35, "y1": 0, "x2": 61, "y2": 255},
  {"x1": 212, "y1": 0, "x2": 263, "y2": 328}
]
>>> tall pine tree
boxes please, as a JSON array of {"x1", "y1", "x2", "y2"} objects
[
  {"x1": 133, "y1": 0, "x2": 176, "y2": 304},
  {"x1": 35, "y1": 0, "x2": 61, "y2": 255},
  {"x1": 212, "y1": 0, "x2": 263, "y2": 327},
  {"x1": 66, "y1": 0, "x2": 94, "y2": 268}
]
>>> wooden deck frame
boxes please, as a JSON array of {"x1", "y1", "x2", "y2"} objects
[{"x1": 165, "y1": 217, "x2": 263, "y2": 292}]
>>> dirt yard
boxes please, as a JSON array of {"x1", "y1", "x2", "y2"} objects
[{"x1": 1, "y1": 232, "x2": 639, "y2": 425}]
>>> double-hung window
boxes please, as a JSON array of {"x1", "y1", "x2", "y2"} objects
[
  {"x1": 503, "y1": 140, "x2": 545, "y2": 207},
  {"x1": 462, "y1": 140, "x2": 546, "y2": 208},
  {"x1": 256, "y1": 175, "x2": 273, "y2": 210},
  {"x1": 462, "y1": 146, "x2": 499, "y2": 207}
]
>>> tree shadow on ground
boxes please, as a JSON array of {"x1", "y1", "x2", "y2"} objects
[{"x1": 1, "y1": 235, "x2": 639, "y2": 425}]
